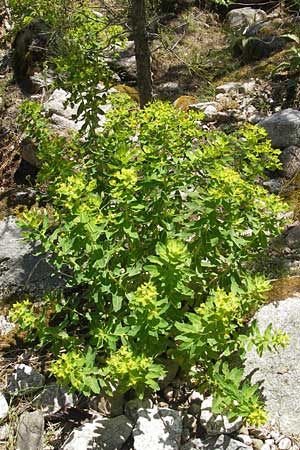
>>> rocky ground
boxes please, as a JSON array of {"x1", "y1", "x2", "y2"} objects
[{"x1": 1, "y1": 1, "x2": 300, "y2": 449}]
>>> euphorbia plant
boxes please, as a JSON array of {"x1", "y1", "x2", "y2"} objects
[{"x1": 11, "y1": 96, "x2": 289, "y2": 425}]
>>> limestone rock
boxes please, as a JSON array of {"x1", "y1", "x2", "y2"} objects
[
  {"x1": 180, "y1": 438, "x2": 204, "y2": 450},
  {"x1": 0, "y1": 424, "x2": 9, "y2": 441},
  {"x1": 234, "y1": 20, "x2": 289, "y2": 62},
  {"x1": 259, "y1": 109, "x2": 300, "y2": 149},
  {"x1": 89, "y1": 392, "x2": 125, "y2": 417},
  {"x1": 7, "y1": 364, "x2": 45, "y2": 395},
  {"x1": 43, "y1": 87, "x2": 112, "y2": 134},
  {"x1": 226, "y1": 7, "x2": 266, "y2": 30},
  {"x1": 0, "y1": 217, "x2": 64, "y2": 300},
  {"x1": 280, "y1": 146, "x2": 300, "y2": 179},
  {"x1": 283, "y1": 225, "x2": 300, "y2": 249},
  {"x1": 124, "y1": 398, "x2": 153, "y2": 423},
  {"x1": 16, "y1": 410, "x2": 44, "y2": 450},
  {"x1": 34, "y1": 384, "x2": 74, "y2": 414},
  {"x1": 216, "y1": 81, "x2": 256, "y2": 95},
  {"x1": 200, "y1": 396, "x2": 242, "y2": 435},
  {"x1": 0, "y1": 315, "x2": 15, "y2": 336},
  {"x1": 62, "y1": 414, "x2": 133, "y2": 450},
  {"x1": 133, "y1": 407, "x2": 182, "y2": 450},
  {"x1": 244, "y1": 297, "x2": 300, "y2": 436},
  {"x1": 0, "y1": 393, "x2": 9, "y2": 420},
  {"x1": 206, "y1": 435, "x2": 252, "y2": 450}
]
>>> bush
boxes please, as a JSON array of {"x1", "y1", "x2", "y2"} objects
[{"x1": 12, "y1": 95, "x2": 289, "y2": 425}]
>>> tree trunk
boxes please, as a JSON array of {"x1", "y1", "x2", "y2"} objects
[{"x1": 131, "y1": 0, "x2": 153, "y2": 107}]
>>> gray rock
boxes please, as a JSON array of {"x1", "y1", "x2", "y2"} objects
[
  {"x1": 34, "y1": 384, "x2": 74, "y2": 414},
  {"x1": 89, "y1": 392, "x2": 125, "y2": 417},
  {"x1": 280, "y1": 146, "x2": 300, "y2": 179},
  {"x1": 206, "y1": 435, "x2": 252, "y2": 450},
  {"x1": 237, "y1": 434, "x2": 253, "y2": 446},
  {"x1": 0, "y1": 393, "x2": 9, "y2": 420},
  {"x1": 7, "y1": 364, "x2": 45, "y2": 395},
  {"x1": 0, "y1": 217, "x2": 64, "y2": 300},
  {"x1": 44, "y1": 88, "x2": 77, "y2": 119},
  {"x1": 203, "y1": 105, "x2": 218, "y2": 122},
  {"x1": 62, "y1": 414, "x2": 133, "y2": 450},
  {"x1": 244, "y1": 297, "x2": 300, "y2": 436},
  {"x1": 124, "y1": 398, "x2": 153, "y2": 422},
  {"x1": 259, "y1": 109, "x2": 300, "y2": 149},
  {"x1": 283, "y1": 225, "x2": 300, "y2": 249},
  {"x1": 200, "y1": 396, "x2": 242, "y2": 434},
  {"x1": 262, "y1": 179, "x2": 283, "y2": 194},
  {"x1": 114, "y1": 41, "x2": 136, "y2": 81},
  {"x1": 133, "y1": 407, "x2": 182, "y2": 450},
  {"x1": 16, "y1": 410, "x2": 44, "y2": 450},
  {"x1": 180, "y1": 438, "x2": 204, "y2": 450},
  {"x1": 226, "y1": 7, "x2": 266, "y2": 30},
  {"x1": 236, "y1": 20, "x2": 289, "y2": 62},
  {"x1": 43, "y1": 88, "x2": 112, "y2": 134}
]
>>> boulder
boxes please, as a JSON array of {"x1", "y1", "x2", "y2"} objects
[
  {"x1": 0, "y1": 217, "x2": 64, "y2": 300},
  {"x1": 132, "y1": 407, "x2": 182, "y2": 450},
  {"x1": 244, "y1": 297, "x2": 300, "y2": 436},
  {"x1": 16, "y1": 411, "x2": 44, "y2": 450},
  {"x1": 62, "y1": 414, "x2": 133, "y2": 450},
  {"x1": 259, "y1": 109, "x2": 300, "y2": 149},
  {"x1": 226, "y1": 7, "x2": 267, "y2": 30},
  {"x1": 234, "y1": 20, "x2": 289, "y2": 62}
]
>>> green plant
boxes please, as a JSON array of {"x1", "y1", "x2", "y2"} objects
[
  {"x1": 271, "y1": 34, "x2": 300, "y2": 77},
  {"x1": 13, "y1": 95, "x2": 289, "y2": 425}
]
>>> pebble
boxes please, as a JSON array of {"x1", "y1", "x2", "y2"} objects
[
  {"x1": 278, "y1": 438, "x2": 292, "y2": 450},
  {"x1": 261, "y1": 443, "x2": 272, "y2": 450},
  {"x1": 252, "y1": 438, "x2": 264, "y2": 450},
  {"x1": 237, "y1": 434, "x2": 253, "y2": 446}
]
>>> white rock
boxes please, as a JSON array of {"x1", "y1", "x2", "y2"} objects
[
  {"x1": 0, "y1": 393, "x2": 9, "y2": 420},
  {"x1": 133, "y1": 407, "x2": 182, "y2": 450},
  {"x1": 62, "y1": 414, "x2": 133, "y2": 450},
  {"x1": 237, "y1": 434, "x2": 253, "y2": 446},
  {"x1": 278, "y1": 438, "x2": 292, "y2": 450},
  {"x1": 261, "y1": 444, "x2": 271, "y2": 450},
  {"x1": 0, "y1": 424, "x2": 9, "y2": 440},
  {"x1": 200, "y1": 396, "x2": 242, "y2": 434},
  {"x1": 226, "y1": 7, "x2": 267, "y2": 30},
  {"x1": 7, "y1": 364, "x2": 45, "y2": 394},
  {"x1": 203, "y1": 105, "x2": 218, "y2": 121},
  {"x1": 0, "y1": 315, "x2": 15, "y2": 336}
]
